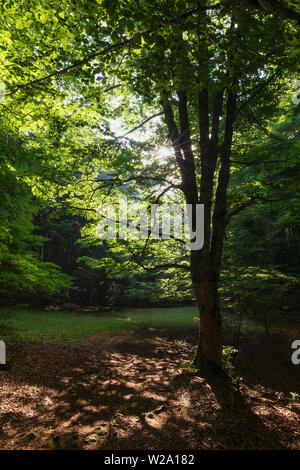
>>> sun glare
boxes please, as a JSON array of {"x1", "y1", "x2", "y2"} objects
[{"x1": 156, "y1": 146, "x2": 172, "y2": 160}]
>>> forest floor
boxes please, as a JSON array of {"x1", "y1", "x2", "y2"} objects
[{"x1": 0, "y1": 308, "x2": 299, "y2": 450}]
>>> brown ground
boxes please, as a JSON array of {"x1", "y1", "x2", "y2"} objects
[{"x1": 0, "y1": 315, "x2": 299, "y2": 450}]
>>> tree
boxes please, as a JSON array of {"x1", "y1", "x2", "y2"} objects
[
  {"x1": 225, "y1": 102, "x2": 300, "y2": 269},
  {"x1": 1, "y1": 0, "x2": 299, "y2": 371},
  {"x1": 0, "y1": 127, "x2": 72, "y2": 301},
  {"x1": 82, "y1": 0, "x2": 298, "y2": 371}
]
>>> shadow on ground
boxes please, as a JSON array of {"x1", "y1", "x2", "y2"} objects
[{"x1": 0, "y1": 324, "x2": 299, "y2": 450}]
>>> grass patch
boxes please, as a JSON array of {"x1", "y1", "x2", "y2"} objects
[{"x1": 0, "y1": 306, "x2": 199, "y2": 343}]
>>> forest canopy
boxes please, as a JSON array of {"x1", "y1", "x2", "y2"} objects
[{"x1": 0, "y1": 0, "x2": 299, "y2": 370}]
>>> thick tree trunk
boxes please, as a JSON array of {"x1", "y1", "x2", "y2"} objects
[
  {"x1": 193, "y1": 281, "x2": 223, "y2": 371},
  {"x1": 162, "y1": 88, "x2": 235, "y2": 374}
]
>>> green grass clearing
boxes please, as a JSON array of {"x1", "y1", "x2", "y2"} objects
[{"x1": 0, "y1": 306, "x2": 199, "y2": 343}]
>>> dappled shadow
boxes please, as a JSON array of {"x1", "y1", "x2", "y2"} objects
[
  {"x1": 148, "y1": 322, "x2": 300, "y2": 394},
  {"x1": 0, "y1": 328, "x2": 299, "y2": 450},
  {"x1": 204, "y1": 374, "x2": 285, "y2": 449}
]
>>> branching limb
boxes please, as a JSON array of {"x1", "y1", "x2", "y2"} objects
[
  {"x1": 241, "y1": 108, "x2": 291, "y2": 142},
  {"x1": 120, "y1": 112, "x2": 163, "y2": 137},
  {"x1": 246, "y1": 0, "x2": 300, "y2": 25},
  {"x1": 231, "y1": 158, "x2": 281, "y2": 166},
  {"x1": 7, "y1": 40, "x2": 131, "y2": 95},
  {"x1": 226, "y1": 194, "x2": 297, "y2": 224},
  {"x1": 235, "y1": 69, "x2": 282, "y2": 117},
  {"x1": 127, "y1": 245, "x2": 190, "y2": 272}
]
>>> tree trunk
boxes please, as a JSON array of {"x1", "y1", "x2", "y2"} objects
[
  {"x1": 193, "y1": 281, "x2": 223, "y2": 372},
  {"x1": 162, "y1": 88, "x2": 234, "y2": 374}
]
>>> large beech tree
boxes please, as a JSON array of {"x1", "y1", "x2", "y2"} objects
[
  {"x1": 86, "y1": 0, "x2": 299, "y2": 371},
  {"x1": 1, "y1": 0, "x2": 299, "y2": 370}
]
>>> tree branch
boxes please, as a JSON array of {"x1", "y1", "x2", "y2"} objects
[
  {"x1": 128, "y1": 246, "x2": 190, "y2": 272},
  {"x1": 120, "y1": 112, "x2": 163, "y2": 137},
  {"x1": 231, "y1": 158, "x2": 282, "y2": 166},
  {"x1": 7, "y1": 40, "x2": 131, "y2": 95},
  {"x1": 235, "y1": 69, "x2": 282, "y2": 117},
  {"x1": 5, "y1": 3, "x2": 223, "y2": 96},
  {"x1": 246, "y1": 0, "x2": 300, "y2": 26},
  {"x1": 226, "y1": 194, "x2": 298, "y2": 224},
  {"x1": 95, "y1": 174, "x2": 182, "y2": 189},
  {"x1": 241, "y1": 108, "x2": 291, "y2": 142}
]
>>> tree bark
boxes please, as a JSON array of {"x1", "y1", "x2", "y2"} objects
[
  {"x1": 162, "y1": 84, "x2": 236, "y2": 373},
  {"x1": 193, "y1": 281, "x2": 223, "y2": 371}
]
